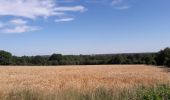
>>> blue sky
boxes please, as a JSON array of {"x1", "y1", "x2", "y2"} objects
[{"x1": 0, "y1": 0, "x2": 170, "y2": 56}]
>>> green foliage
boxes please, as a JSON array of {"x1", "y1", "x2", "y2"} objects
[
  {"x1": 1, "y1": 47, "x2": 170, "y2": 66},
  {"x1": 31, "y1": 56, "x2": 47, "y2": 65},
  {"x1": 156, "y1": 47, "x2": 170, "y2": 67},
  {"x1": 144, "y1": 55, "x2": 156, "y2": 65},
  {"x1": 137, "y1": 84, "x2": 170, "y2": 100},
  {"x1": 0, "y1": 50, "x2": 12, "y2": 65},
  {"x1": 49, "y1": 54, "x2": 63, "y2": 65},
  {"x1": 111, "y1": 55, "x2": 126, "y2": 64},
  {"x1": 49, "y1": 54, "x2": 62, "y2": 61}
]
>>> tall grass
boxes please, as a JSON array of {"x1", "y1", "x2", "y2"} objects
[{"x1": 1, "y1": 84, "x2": 170, "y2": 100}]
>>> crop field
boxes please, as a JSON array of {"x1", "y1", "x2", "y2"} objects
[
  {"x1": 0, "y1": 65, "x2": 169, "y2": 92},
  {"x1": 0, "y1": 65, "x2": 170, "y2": 100}
]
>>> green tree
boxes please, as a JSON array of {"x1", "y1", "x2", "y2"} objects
[
  {"x1": 144, "y1": 55, "x2": 156, "y2": 65},
  {"x1": 112, "y1": 55, "x2": 125, "y2": 64},
  {"x1": 0, "y1": 50, "x2": 12, "y2": 65},
  {"x1": 32, "y1": 56, "x2": 47, "y2": 65},
  {"x1": 49, "y1": 54, "x2": 63, "y2": 65},
  {"x1": 156, "y1": 47, "x2": 170, "y2": 67}
]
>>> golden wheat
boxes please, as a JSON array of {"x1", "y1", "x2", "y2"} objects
[{"x1": 0, "y1": 65, "x2": 169, "y2": 94}]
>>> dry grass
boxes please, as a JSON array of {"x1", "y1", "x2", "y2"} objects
[{"x1": 0, "y1": 65, "x2": 169, "y2": 94}]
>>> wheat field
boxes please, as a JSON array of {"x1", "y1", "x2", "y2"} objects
[{"x1": 0, "y1": 65, "x2": 169, "y2": 95}]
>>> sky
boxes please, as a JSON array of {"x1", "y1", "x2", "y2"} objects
[{"x1": 0, "y1": 0, "x2": 170, "y2": 56}]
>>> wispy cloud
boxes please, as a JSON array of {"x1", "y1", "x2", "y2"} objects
[
  {"x1": 55, "y1": 6, "x2": 86, "y2": 12},
  {"x1": 114, "y1": 5, "x2": 130, "y2": 10},
  {"x1": 0, "y1": 0, "x2": 56, "y2": 19},
  {"x1": 0, "y1": 0, "x2": 134, "y2": 34},
  {"x1": 85, "y1": 0, "x2": 106, "y2": 3},
  {"x1": 9, "y1": 19, "x2": 27, "y2": 25},
  {"x1": 112, "y1": 0, "x2": 130, "y2": 10},
  {"x1": 0, "y1": 0, "x2": 86, "y2": 34},
  {"x1": 57, "y1": 0, "x2": 76, "y2": 3},
  {"x1": 112, "y1": 0, "x2": 122, "y2": 5},
  {"x1": 2, "y1": 25, "x2": 40, "y2": 34},
  {"x1": 0, "y1": 19, "x2": 40, "y2": 34},
  {"x1": 0, "y1": 0, "x2": 85, "y2": 19},
  {"x1": 55, "y1": 17, "x2": 74, "y2": 22}
]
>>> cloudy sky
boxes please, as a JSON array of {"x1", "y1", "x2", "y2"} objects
[{"x1": 0, "y1": 0, "x2": 170, "y2": 56}]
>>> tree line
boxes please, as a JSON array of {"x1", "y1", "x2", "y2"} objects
[{"x1": 0, "y1": 47, "x2": 170, "y2": 67}]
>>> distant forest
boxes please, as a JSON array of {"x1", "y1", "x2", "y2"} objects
[{"x1": 0, "y1": 48, "x2": 170, "y2": 67}]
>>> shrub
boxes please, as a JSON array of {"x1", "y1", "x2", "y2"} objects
[{"x1": 136, "y1": 84, "x2": 170, "y2": 100}]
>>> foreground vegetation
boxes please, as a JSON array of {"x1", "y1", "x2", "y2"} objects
[
  {"x1": 1, "y1": 84, "x2": 170, "y2": 100},
  {"x1": 0, "y1": 47, "x2": 170, "y2": 67}
]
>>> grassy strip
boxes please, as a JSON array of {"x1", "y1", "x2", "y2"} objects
[{"x1": 1, "y1": 84, "x2": 170, "y2": 100}]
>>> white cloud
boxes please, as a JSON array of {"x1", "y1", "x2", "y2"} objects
[
  {"x1": 2, "y1": 25, "x2": 40, "y2": 34},
  {"x1": 0, "y1": 0, "x2": 133, "y2": 34},
  {"x1": 9, "y1": 19, "x2": 27, "y2": 25},
  {"x1": 112, "y1": 0, "x2": 122, "y2": 5},
  {"x1": 114, "y1": 6, "x2": 130, "y2": 10},
  {"x1": 0, "y1": 19, "x2": 40, "y2": 34},
  {"x1": 0, "y1": 0, "x2": 86, "y2": 34},
  {"x1": 0, "y1": 0, "x2": 56, "y2": 19},
  {"x1": 55, "y1": 17, "x2": 74, "y2": 22},
  {"x1": 0, "y1": 0, "x2": 86, "y2": 19},
  {"x1": 57, "y1": 0, "x2": 76, "y2": 3},
  {"x1": 112, "y1": 0, "x2": 130, "y2": 10},
  {"x1": 55, "y1": 6, "x2": 86, "y2": 12}
]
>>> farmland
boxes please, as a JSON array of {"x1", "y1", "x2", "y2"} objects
[{"x1": 0, "y1": 65, "x2": 170, "y2": 100}]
